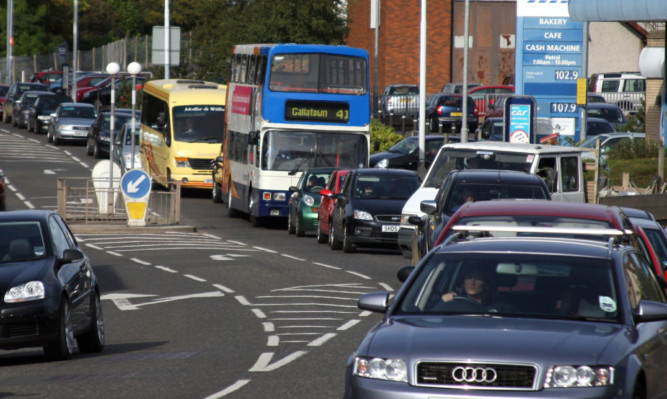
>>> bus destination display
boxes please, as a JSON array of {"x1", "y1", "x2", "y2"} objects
[{"x1": 285, "y1": 101, "x2": 349, "y2": 123}]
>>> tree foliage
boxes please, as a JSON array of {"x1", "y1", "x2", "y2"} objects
[{"x1": 0, "y1": 0, "x2": 349, "y2": 81}]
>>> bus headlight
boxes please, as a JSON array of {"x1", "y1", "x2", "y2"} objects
[{"x1": 264, "y1": 192, "x2": 287, "y2": 201}]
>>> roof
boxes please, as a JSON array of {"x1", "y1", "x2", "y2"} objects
[
  {"x1": 569, "y1": 0, "x2": 667, "y2": 22},
  {"x1": 354, "y1": 168, "x2": 418, "y2": 177},
  {"x1": 442, "y1": 140, "x2": 586, "y2": 155},
  {"x1": 447, "y1": 169, "x2": 545, "y2": 185}
]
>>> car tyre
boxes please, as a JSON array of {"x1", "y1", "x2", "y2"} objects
[
  {"x1": 44, "y1": 299, "x2": 75, "y2": 361},
  {"x1": 77, "y1": 291, "x2": 105, "y2": 353},
  {"x1": 47, "y1": 129, "x2": 53, "y2": 143},
  {"x1": 632, "y1": 381, "x2": 646, "y2": 399},
  {"x1": 86, "y1": 139, "x2": 94, "y2": 156},
  {"x1": 316, "y1": 220, "x2": 327, "y2": 244},
  {"x1": 212, "y1": 179, "x2": 223, "y2": 203},
  {"x1": 329, "y1": 221, "x2": 342, "y2": 250},
  {"x1": 342, "y1": 224, "x2": 356, "y2": 253},
  {"x1": 287, "y1": 210, "x2": 295, "y2": 234},
  {"x1": 93, "y1": 142, "x2": 102, "y2": 159},
  {"x1": 295, "y1": 213, "x2": 305, "y2": 237}
]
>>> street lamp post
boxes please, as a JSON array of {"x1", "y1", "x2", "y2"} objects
[
  {"x1": 105, "y1": 62, "x2": 120, "y2": 211},
  {"x1": 127, "y1": 62, "x2": 142, "y2": 169}
]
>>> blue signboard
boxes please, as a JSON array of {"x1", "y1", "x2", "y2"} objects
[
  {"x1": 121, "y1": 169, "x2": 151, "y2": 200},
  {"x1": 504, "y1": 95, "x2": 537, "y2": 143},
  {"x1": 516, "y1": 0, "x2": 584, "y2": 140}
]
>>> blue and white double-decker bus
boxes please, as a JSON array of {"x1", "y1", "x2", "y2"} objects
[{"x1": 220, "y1": 43, "x2": 370, "y2": 226}]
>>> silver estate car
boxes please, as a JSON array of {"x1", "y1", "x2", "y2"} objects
[
  {"x1": 345, "y1": 226, "x2": 667, "y2": 398},
  {"x1": 47, "y1": 102, "x2": 97, "y2": 145}
]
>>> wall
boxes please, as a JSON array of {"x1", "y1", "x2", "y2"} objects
[{"x1": 588, "y1": 22, "x2": 644, "y2": 75}]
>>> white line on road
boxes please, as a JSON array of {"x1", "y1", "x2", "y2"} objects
[
  {"x1": 312, "y1": 262, "x2": 341, "y2": 270},
  {"x1": 130, "y1": 258, "x2": 151, "y2": 265},
  {"x1": 202, "y1": 379, "x2": 251, "y2": 399},
  {"x1": 337, "y1": 319, "x2": 361, "y2": 331},
  {"x1": 345, "y1": 270, "x2": 371, "y2": 279},
  {"x1": 308, "y1": 333, "x2": 336, "y2": 347},
  {"x1": 213, "y1": 283, "x2": 234, "y2": 293},
  {"x1": 281, "y1": 254, "x2": 304, "y2": 261},
  {"x1": 253, "y1": 246, "x2": 277, "y2": 253},
  {"x1": 184, "y1": 274, "x2": 207, "y2": 282},
  {"x1": 155, "y1": 265, "x2": 178, "y2": 273}
]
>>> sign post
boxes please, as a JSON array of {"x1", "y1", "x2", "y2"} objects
[{"x1": 120, "y1": 169, "x2": 151, "y2": 226}]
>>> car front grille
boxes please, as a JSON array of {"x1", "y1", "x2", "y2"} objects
[
  {"x1": 73, "y1": 126, "x2": 89, "y2": 131},
  {"x1": 416, "y1": 362, "x2": 537, "y2": 390},
  {"x1": 376, "y1": 214, "x2": 401, "y2": 223},
  {"x1": 8, "y1": 322, "x2": 39, "y2": 337},
  {"x1": 189, "y1": 158, "x2": 214, "y2": 170}
]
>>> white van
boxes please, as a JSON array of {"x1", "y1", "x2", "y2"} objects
[
  {"x1": 397, "y1": 141, "x2": 587, "y2": 258},
  {"x1": 588, "y1": 72, "x2": 645, "y2": 114}
]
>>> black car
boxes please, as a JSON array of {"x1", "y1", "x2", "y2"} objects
[
  {"x1": 0, "y1": 210, "x2": 104, "y2": 360},
  {"x1": 13, "y1": 90, "x2": 55, "y2": 129},
  {"x1": 410, "y1": 169, "x2": 551, "y2": 263},
  {"x1": 346, "y1": 226, "x2": 667, "y2": 398},
  {"x1": 329, "y1": 168, "x2": 420, "y2": 253},
  {"x1": 2, "y1": 82, "x2": 49, "y2": 124},
  {"x1": 27, "y1": 94, "x2": 72, "y2": 133},
  {"x1": 425, "y1": 93, "x2": 478, "y2": 133},
  {"x1": 86, "y1": 109, "x2": 140, "y2": 158},
  {"x1": 370, "y1": 135, "x2": 448, "y2": 171}
]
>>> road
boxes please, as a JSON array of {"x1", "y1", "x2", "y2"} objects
[{"x1": 0, "y1": 124, "x2": 408, "y2": 398}]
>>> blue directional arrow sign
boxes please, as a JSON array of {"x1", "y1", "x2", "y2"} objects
[{"x1": 121, "y1": 169, "x2": 151, "y2": 200}]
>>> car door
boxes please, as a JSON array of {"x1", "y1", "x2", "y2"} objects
[
  {"x1": 49, "y1": 214, "x2": 91, "y2": 329},
  {"x1": 332, "y1": 171, "x2": 354, "y2": 240}
]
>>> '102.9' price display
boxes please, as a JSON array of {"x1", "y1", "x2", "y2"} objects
[{"x1": 554, "y1": 70, "x2": 579, "y2": 80}]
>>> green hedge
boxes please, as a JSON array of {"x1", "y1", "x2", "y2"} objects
[{"x1": 370, "y1": 118, "x2": 404, "y2": 154}]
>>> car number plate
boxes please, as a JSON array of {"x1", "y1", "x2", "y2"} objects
[
  {"x1": 450, "y1": 112, "x2": 462, "y2": 117},
  {"x1": 382, "y1": 225, "x2": 400, "y2": 233}
]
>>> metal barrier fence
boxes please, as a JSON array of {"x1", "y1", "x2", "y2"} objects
[
  {"x1": 56, "y1": 178, "x2": 181, "y2": 225},
  {"x1": 595, "y1": 92, "x2": 645, "y2": 114}
]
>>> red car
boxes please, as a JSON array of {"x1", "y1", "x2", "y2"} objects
[
  {"x1": 0, "y1": 84, "x2": 9, "y2": 118},
  {"x1": 467, "y1": 85, "x2": 514, "y2": 118},
  {"x1": 316, "y1": 169, "x2": 350, "y2": 244},
  {"x1": 433, "y1": 200, "x2": 666, "y2": 278}
]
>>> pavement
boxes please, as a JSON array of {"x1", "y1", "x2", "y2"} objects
[{"x1": 69, "y1": 223, "x2": 197, "y2": 234}]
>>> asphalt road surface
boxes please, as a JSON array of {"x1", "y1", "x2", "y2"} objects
[{"x1": 0, "y1": 123, "x2": 408, "y2": 398}]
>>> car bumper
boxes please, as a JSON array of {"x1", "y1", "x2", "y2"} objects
[
  {"x1": 397, "y1": 226, "x2": 414, "y2": 253},
  {"x1": 55, "y1": 128, "x2": 89, "y2": 141},
  {"x1": 298, "y1": 207, "x2": 320, "y2": 231},
  {"x1": 348, "y1": 220, "x2": 400, "y2": 247},
  {"x1": 347, "y1": 376, "x2": 619, "y2": 399},
  {"x1": 0, "y1": 299, "x2": 60, "y2": 349}
]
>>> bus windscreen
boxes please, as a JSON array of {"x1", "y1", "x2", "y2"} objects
[{"x1": 172, "y1": 105, "x2": 225, "y2": 143}]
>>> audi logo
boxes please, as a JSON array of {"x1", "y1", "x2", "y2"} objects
[{"x1": 452, "y1": 366, "x2": 498, "y2": 383}]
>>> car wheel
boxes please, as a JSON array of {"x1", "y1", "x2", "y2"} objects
[
  {"x1": 295, "y1": 213, "x2": 305, "y2": 237},
  {"x1": 316, "y1": 220, "x2": 327, "y2": 244},
  {"x1": 329, "y1": 221, "x2": 342, "y2": 250},
  {"x1": 47, "y1": 129, "x2": 53, "y2": 143},
  {"x1": 631, "y1": 381, "x2": 646, "y2": 399},
  {"x1": 1, "y1": 110, "x2": 7, "y2": 123},
  {"x1": 342, "y1": 224, "x2": 356, "y2": 253},
  {"x1": 287, "y1": 209, "x2": 295, "y2": 234},
  {"x1": 53, "y1": 133, "x2": 61, "y2": 146},
  {"x1": 227, "y1": 185, "x2": 238, "y2": 218},
  {"x1": 76, "y1": 291, "x2": 105, "y2": 353},
  {"x1": 86, "y1": 139, "x2": 94, "y2": 156},
  {"x1": 27, "y1": 121, "x2": 33, "y2": 132},
  {"x1": 212, "y1": 178, "x2": 222, "y2": 203},
  {"x1": 44, "y1": 299, "x2": 75, "y2": 361},
  {"x1": 93, "y1": 142, "x2": 101, "y2": 159}
]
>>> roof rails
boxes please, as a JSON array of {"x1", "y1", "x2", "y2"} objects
[{"x1": 450, "y1": 225, "x2": 631, "y2": 237}]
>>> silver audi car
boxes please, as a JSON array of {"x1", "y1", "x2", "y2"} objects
[{"x1": 344, "y1": 226, "x2": 667, "y2": 398}]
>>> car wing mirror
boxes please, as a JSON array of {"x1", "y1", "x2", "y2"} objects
[
  {"x1": 420, "y1": 200, "x2": 438, "y2": 214},
  {"x1": 60, "y1": 249, "x2": 84, "y2": 264},
  {"x1": 357, "y1": 292, "x2": 390, "y2": 313},
  {"x1": 319, "y1": 189, "x2": 333, "y2": 198},
  {"x1": 289, "y1": 186, "x2": 299, "y2": 193},
  {"x1": 407, "y1": 216, "x2": 425, "y2": 227}
]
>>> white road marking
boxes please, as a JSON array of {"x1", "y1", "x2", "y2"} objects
[
  {"x1": 213, "y1": 284, "x2": 234, "y2": 293},
  {"x1": 308, "y1": 333, "x2": 336, "y2": 347},
  {"x1": 184, "y1": 274, "x2": 206, "y2": 282},
  {"x1": 249, "y1": 351, "x2": 307, "y2": 372},
  {"x1": 155, "y1": 265, "x2": 178, "y2": 273},
  {"x1": 337, "y1": 319, "x2": 361, "y2": 331},
  {"x1": 202, "y1": 379, "x2": 251, "y2": 399}
]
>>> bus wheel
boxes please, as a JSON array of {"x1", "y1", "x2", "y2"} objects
[
  {"x1": 227, "y1": 186, "x2": 239, "y2": 218},
  {"x1": 250, "y1": 216, "x2": 261, "y2": 228}
]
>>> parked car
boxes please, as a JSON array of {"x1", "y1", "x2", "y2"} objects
[
  {"x1": 345, "y1": 225, "x2": 667, "y2": 398},
  {"x1": 49, "y1": 73, "x2": 109, "y2": 95},
  {"x1": 629, "y1": 216, "x2": 667, "y2": 276},
  {"x1": 425, "y1": 93, "x2": 478, "y2": 133},
  {"x1": 369, "y1": 135, "x2": 447, "y2": 170},
  {"x1": 467, "y1": 84, "x2": 514, "y2": 118},
  {"x1": 112, "y1": 121, "x2": 142, "y2": 174},
  {"x1": 2, "y1": 82, "x2": 49, "y2": 124},
  {"x1": 30, "y1": 70, "x2": 62, "y2": 85},
  {"x1": 0, "y1": 84, "x2": 10, "y2": 118},
  {"x1": 586, "y1": 117, "x2": 617, "y2": 136},
  {"x1": 477, "y1": 117, "x2": 504, "y2": 141},
  {"x1": 440, "y1": 82, "x2": 482, "y2": 94},
  {"x1": 287, "y1": 167, "x2": 337, "y2": 237},
  {"x1": 27, "y1": 94, "x2": 72, "y2": 133},
  {"x1": 80, "y1": 75, "x2": 147, "y2": 110},
  {"x1": 86, "y1": 109, "x2": 140, "y2": 158},
  {"x1": 587, "y1": 93, "x2": 606, "y2": 103},
  {"x1": 47, "y1": 103, "x2": 97, "y2": 145},
  {"x1": 0, "y1": 169, "x2": 5, "y2": 211},
  {"x1": 483, "y1": 93, "x2": 511, "y2": 118},
  {"x1": 329, "y1": 168, "x2": 420, "y2": 253},
  {"x1": 316, "y1": 169, "x2": 350, "y2": 244},
  {"x1": 410, "y1": 169, "x2": 551, "y2": 263},
  {"x1": 379, "y1": 84, "x2": 419, "y2": 118},
  {"x1": 588, "y1": 71, "x2": 645, "y2": 114},
  {"x1": 13, "y1": 90, "x2": 55, "y2": 129},
  {"x1": 578, "y1": 132, "x2": 645, "y2": 164},
  {"x1": 0, "y1": 210, "x2": 104, "y2": 360},
  {"x1": 586, "y1": 103, "x2": 627, "y2": 131}
]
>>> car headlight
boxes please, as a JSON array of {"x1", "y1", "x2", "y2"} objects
[
  {"x1": 303, "y1": 194, "x2": 315, "y2": 206},
  {"x1": 376, "y1": 158, "x2": 389, "y2": 168},
  {"x1": 353, "y1": 210, "x2": 373, "y2": 220},
  {"x1": 4, "y1": 281, "x2": 45, "y2": 303},
  {"x1": 37, "y1": 115, "x2": 50, "y2": 121},
  {"x1": 353, "y1": 357, "x2": 408, "y2": 382},
  {"x1": 100, "y1": 136, "x2": 110, "y2": 142},
  {"x1": 545, "y1": 365, "x2": 613, "y2": 388}
]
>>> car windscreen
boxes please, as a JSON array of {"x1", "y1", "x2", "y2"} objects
[
  {"x1": 352, "y1": 173, "x2": 419, "y2": 200},
  {"x1": 0, "y1": 221, "x2": 47, "y2": 262},
  {"x1": 395, "y1": 252, "x2": 621, "y2": 322}
]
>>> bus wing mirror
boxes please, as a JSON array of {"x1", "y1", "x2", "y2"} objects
[
  {"x1": 157, "y1": 112, "x2": 165, "y2": 127},
  {"x1": 249, "y1": 130, "x2": 259, "y2": 145}
]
